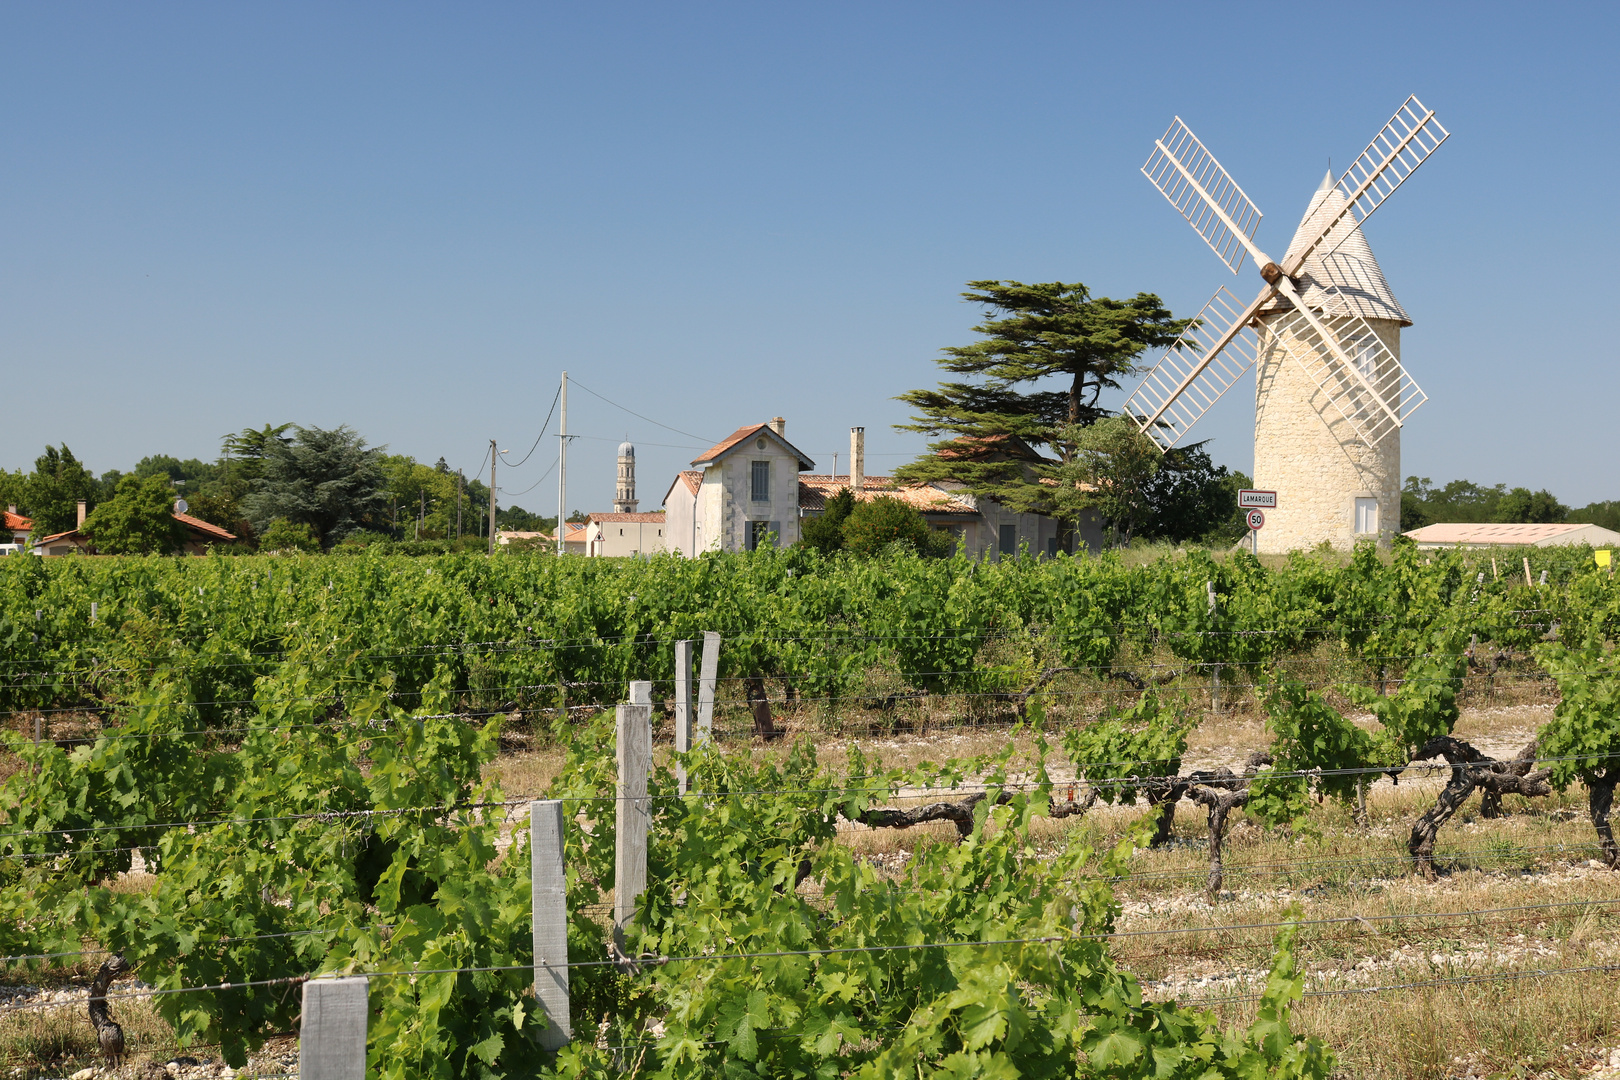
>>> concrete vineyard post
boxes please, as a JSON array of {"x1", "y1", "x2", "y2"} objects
[
  {"x1": 615, "y1": 702, "x2": 652, "y2": 942},
  {"x1": 674, "y1": 639, "x2": 695, "y2": 795},
  {"x1": 530, "y1": 799, "x2": 571, "y2": 1052},
  {"x1": 697, "y1": 631, "x2": 720, "y2": 743},
  {"x1": 629, "y1": 680, "x2": 651, "y2": 708},
  {"x1": 299, "y1": 976, "x2": 369, "y2": 1080},
  {"x1": 1206, "y1": 581, "x2": 1220, "y2": 714}
]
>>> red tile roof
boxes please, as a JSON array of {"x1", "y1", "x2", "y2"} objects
[
  {"x1": 34, "y1": 529, "x2": 82, "y2": 545},
  {"x1": 3, "y1": 510, "x2": 32, "y2": 532},
  {"x1": 587, "y1": 512, "x2": 667, "y2": 524},
  {"x1": 692, "y1": 424, "x2": 815, "y2": 470},
  {"x1": 797, "y1": 476, "x2": 977, "y2": 516},
  {"x1": 174, "y1": 512, "x2": 236, "y2": 542},
  {"x1": 933, "y1": 433, "x2": 1048, "y2": 463}
]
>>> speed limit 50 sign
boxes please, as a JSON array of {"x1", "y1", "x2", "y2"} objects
[{"x1": 1245, "y1": 509, "x2": 1266, "y2": 531}]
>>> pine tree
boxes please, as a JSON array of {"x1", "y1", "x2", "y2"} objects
[{"x1": 893, "y1": 280, "x2": 1189, "y2": 515}]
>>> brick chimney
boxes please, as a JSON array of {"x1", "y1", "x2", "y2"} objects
[
  {"x1": 850, "y1": 427, "x2": 865, "y2": 492},
  {"x1": 768, "y1": 416, "x2": 785, "y2": 437},
  {"x1": 76, "y1": 500, "x2": 87, "y2": 528}
]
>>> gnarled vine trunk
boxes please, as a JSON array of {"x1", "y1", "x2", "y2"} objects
[
  {"x1": 89, "y1": 953, "x2": 131, "y2": 1066},
  {"x1": 744, "y1": 675, "x2": 780, "y2": 741},
  {"x1": 1407, "y1": 736, "x2": 1551, "y2": 878},
  {"x1": 1588, "y1": 771, "x2": 1619, "y2": 869}
]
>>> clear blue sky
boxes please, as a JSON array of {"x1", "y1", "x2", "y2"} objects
[{"x1": 2, "y1": 2, "x2": 1615, "y2": 513}]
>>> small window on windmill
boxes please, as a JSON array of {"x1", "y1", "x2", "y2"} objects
[
  {"x1": 1350, "y1": 335, "x2": 1380, "y2": 413},
  {"x1": 1354, "y1": 498, "x2": 1379, "y2": 535}
]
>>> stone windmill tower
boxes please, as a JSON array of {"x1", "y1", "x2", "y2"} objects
[{"x1": 1123, "y1": 97, "x2": 1447, "y2": 551}]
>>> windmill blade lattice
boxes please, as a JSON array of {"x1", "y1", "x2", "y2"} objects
[
  {"x1": 1295, "y1": 97, "x2": 1450, "y2": 268},
  {"x1": 1123, "y1": 286, "x2": 1262, "y2": 451},
  {"x1": 1263, "y1": 287, "x2": 1428, "y2": 448},
  {"x1": 1143, "y1": 118, "x2": 1265, "y2": 275}
]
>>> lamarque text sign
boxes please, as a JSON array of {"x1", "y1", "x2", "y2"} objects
[{"x1": 1237, "y1": 489, "x2": 1277, "y2": 509}]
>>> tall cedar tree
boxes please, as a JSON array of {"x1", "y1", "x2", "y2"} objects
[{"x1": 893, "y1": 281, "x2": 1189, "y2": 515}]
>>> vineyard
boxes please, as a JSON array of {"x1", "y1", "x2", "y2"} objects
[{"x1": 3, "y1": 541, "x2": 1620, "y2": 1079}]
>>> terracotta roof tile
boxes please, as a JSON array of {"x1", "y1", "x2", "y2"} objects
[
  {"x1": 3, "y1": 510, "x2": 32, "y2": 531},
  {"x1": 174, "y1": 512, "x2": 236, "y2": 542},
  {"x1": 587, "y1": 512, "x2": 667, "y2": 523},
  {"x1": 692, "y1": 424, "x2": 815, "y2": 469},
  {"x1": 797, "y1": 476, "x2": 977, "y2": 516}
]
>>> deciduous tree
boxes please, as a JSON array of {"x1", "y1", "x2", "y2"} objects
[{"x1": 80, "y1": 476, "x2": 187, "y2": 555}]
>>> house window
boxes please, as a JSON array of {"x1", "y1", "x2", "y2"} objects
[
  {"x1": 751, "y1": 461, "x2": 770, "y2": 502},
  {"x1": 998, "y1": 524, "x2": 1017, "y2": 560},
  {"x1": 1354, "y1": 498, "x2": 1379, "y2": 535},
  {"x1": 747, "y1": 521, "x2": 780, "y2": 551}
]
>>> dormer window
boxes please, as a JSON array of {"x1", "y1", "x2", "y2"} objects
[{"x1": 751, "y1": 461, "x2": 770, "y2": 502}]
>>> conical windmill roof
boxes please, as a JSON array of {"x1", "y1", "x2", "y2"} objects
[{"x1": 1260, "y1": 171, "x2": 1411, "y2": 326}]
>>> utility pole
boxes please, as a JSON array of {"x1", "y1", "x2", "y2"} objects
[
  {"x1": 557, "y1": 371, "x2": 569, "y2": 556},
  {"x1": 457, "y1": 470, "x2": 463, "y2": 539},
  {"x1": 488, "y1": 439, "x2": 498, "y2": 556}
]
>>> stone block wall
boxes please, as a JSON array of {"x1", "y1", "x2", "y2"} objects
[{"x1": 1252, "y1": 316, "x2": 1402, "y2": 553}]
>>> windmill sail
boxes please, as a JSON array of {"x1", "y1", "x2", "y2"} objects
[
  {"x1": 1143, "y1": 118, "x2": 1264, "y2": 275},
  {"x1": 1123, "y1": 286, "x2": 1262, "y2": 451},
  {"x1": 1291, "y1": 96, "x2": 1449, "y2": 268},
  {"x1": 1264, "y1": 287, "x2": 1427, "y2": 448}
]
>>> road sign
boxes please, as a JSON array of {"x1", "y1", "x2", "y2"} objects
[
  {"x1": 1245, "y1": 509, "x2": 1266, "y2": 531},
  {"x1": 1238, "y1": 489, "x2": 1277, "y2": 509}
]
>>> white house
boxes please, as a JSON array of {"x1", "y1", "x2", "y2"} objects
[
  {"x1": 3, "y1": 507, "x2": 32, "y2": 555},
  {"x1": 664, "y1": 418, "x2": 816, "y2": 555},
  {"x1": 663, "y1": 420, "x2": 1102, "y2": 558},
  {"x1": 585, "y1": 512, "x2": 667, "y2": 557}
]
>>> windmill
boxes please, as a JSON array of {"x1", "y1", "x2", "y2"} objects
[{"x1": 1122, "y1": 97, "x2": 1448, "y2": 551}]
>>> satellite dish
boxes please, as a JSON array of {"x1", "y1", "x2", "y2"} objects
[{"x1": 174, "y1": 499, "x2": 189, "y2": 514}]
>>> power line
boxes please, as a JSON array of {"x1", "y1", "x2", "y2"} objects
[
  {"x1": 567, "y1": 376, "x2": 717, "y2": 445},
  {"x1": 499, "y1": 383, "x2": 563, "y2": 469}
]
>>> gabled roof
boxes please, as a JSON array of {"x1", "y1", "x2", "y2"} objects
[
  {"x1": 1260, "y1": 170, "x2": 1411, "y2": 326},
  {"x1": 175, "y1": 512, "x2": 236, "y2": 542},
  {"x1": 662, "y1": 470, "x2": 703, "y2": 508},
  {"x1": 692, "y1": 424, "x2": 815, "y2": 470},
  {"x1": 36, "y1": 511, "x2": 236, "y2": 550},
  {"x1": 3, "y1": 510, "x2": 32, "y2": 532},
  {"x1": 34, "y1": 529, "x2": 84, "y2": 546},
  {"x1": 587, "y1": 512, "x2": 667, "y2": 524},
  {"x1": 797, "y1": 475, "x2": 978, "y2": 517}
]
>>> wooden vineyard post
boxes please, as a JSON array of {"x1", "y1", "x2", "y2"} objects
[
  {"x1": 1524, "y1": 557, "x2": 1534, "y2": 588},
  {"x1": 674, "y1": 640, "x2": 695, "y2": 795},
  {"x1": 1206, "y1": 581, "x2": 1220, "y2": 714},
  {"x1": 697, "y1": 631, "x2": 720, "y2": 743},
  {"x1": 299, "y1": 976, "x2": 369, "y2": 1080},
  {"x1": 530, "y1": 799, "x2": 571, "y2": 1053},
  {"x1": 614, "y1": 702, "x2": 652, "y2": 950}
]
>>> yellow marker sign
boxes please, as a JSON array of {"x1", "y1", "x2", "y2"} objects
[{"x1": 1598, "y1": 550, "x2": 1613, "y2": 568}]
